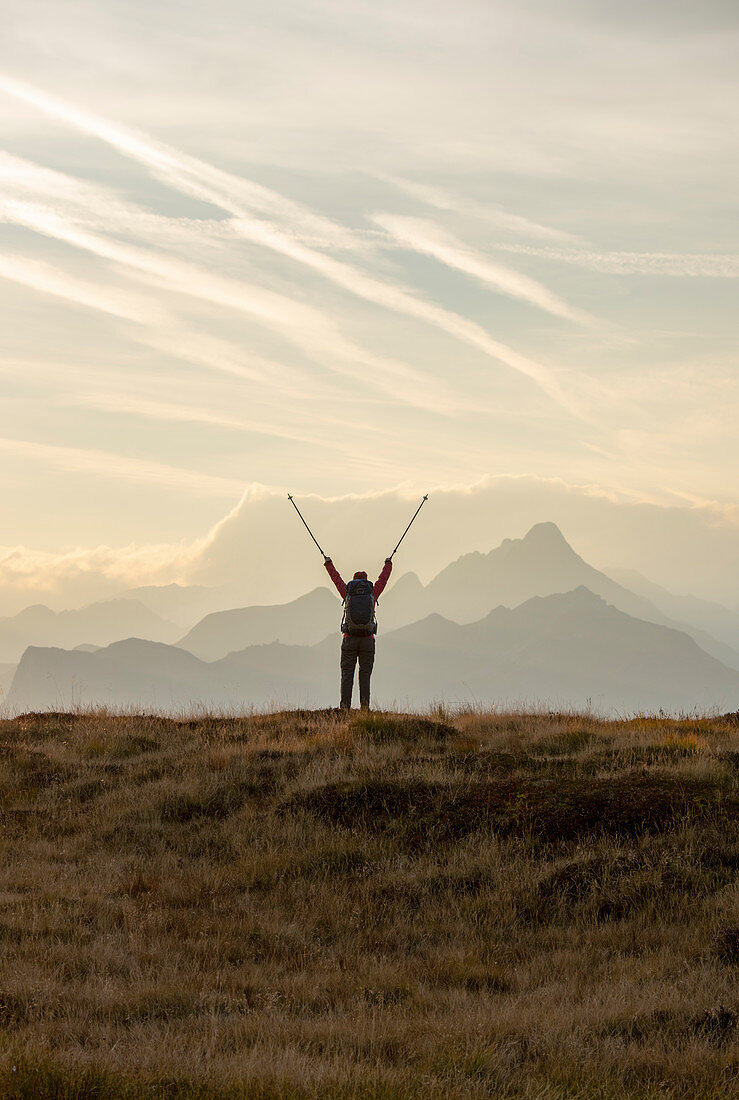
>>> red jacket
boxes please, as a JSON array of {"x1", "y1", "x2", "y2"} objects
[{"x1": 324, "y1": 559, "x2": 392, "y2": 602}]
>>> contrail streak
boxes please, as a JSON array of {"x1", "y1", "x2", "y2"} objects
[
  {"x1": 497, "y1": 243, "x2": 739, "y2": 278},
  {"x1": 0, "y1": 74, "x2": 578, "y2": 412},
  {"x1": 0, "y1": 197, "x2": 456, "y2": 414},
  {"x1": 373, "y1": 214, "x2": 594, "y2": 324}
]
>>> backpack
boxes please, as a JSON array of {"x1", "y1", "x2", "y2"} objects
[{"x1": 341, "y1": 578, "x2": 377, "y2": 636}]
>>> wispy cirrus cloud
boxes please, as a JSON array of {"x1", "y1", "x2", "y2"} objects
[
  {"x1": 0, "y1": 0, "x2": 735, "y2": 607},
  {"x1": 0, "y1": 353, "x2": 413, "y2": 483},
  {"x1": 497, "y1": 244, "x2": 739, "y2": 278},
  {"x1": 0, "y1": 151, "x2": 234, "y2": 250},
  {"x1": 0, "y1": 152, "x2": 392, "y2": 405},
  {"x1": 0, "y1": 76, "x2": 577, "y2": 411},
  {"x1": 226, "y1": 214, "x2": 579, "y2": 409},
  {"x1": 67, "y1": 391, "x2": 392, "y2": 453},
  {"x1": 0, "y1": 253, "x2": 172, "y2": 325},
  {"x1": 136, "y1": 330, "x2": 325, "y2": 397},
  {"x1": 0, "y1": 196, "x2": 459, "y2": 413},
  {"x1": 0, "y1": 75, "x2": 364, "y2": 252},
  {"x1": 0, "y1": 253, "x2": 347, "y2": 407},
  {"x1": 372, "y1": 213, "x2": 594, "y2": 324},
  {"x1": 0, "y1": 437, "x2": 245, "y2": 497},
  {"x1": 374, "y1": 173, "x2": 582, "y2": 243}
]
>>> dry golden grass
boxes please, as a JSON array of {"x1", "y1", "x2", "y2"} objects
[{"x1": 0, "y1": 707, "x2": 737, "y2": 1098}]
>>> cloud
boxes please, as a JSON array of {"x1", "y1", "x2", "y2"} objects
[
  {"x1": 227, "y1": 214, "x2": 579, "y2": 409},
  {"x1": 67, "y1": 391, "x2": 392, "y2": 456},
  {"x1": 0, "y1": 151, "x2": 234, "y2": 250},
  {"x1": 0, "y1": 348, "x2": 538, "y2": 494},
  {"x1": 0, "y1": 538, "x2": 203, "y2": 611},
  {"x1": 178, "y1": 476, "x2": 739, "y2": 611},
  {"x1": 0, "y1": 437, "x2": 245, "y2": 497},
  {"x1": 373, "y1": 214, "x2": 594, "y2": 324},
  {"x1": 0, "y1": 39, "x2": 734, "y2": 537},
  {"x1": 135, "y1": 329, "x2": 337, "y2": 401},
  {"x1": 497, "y1": 244, "x2": 739, "y2": 278},
  {"x1": 4, "y1": 475, "x2": 739, "y2": 613},
  {"x1": 0, "y1": 192, "x2": 464, "y2": 414},
  {"x1": 0, "y1": 75, "x2": 364, "y2": 252},
  {"x1": 0, "y1": 76, "x2": 576, "y2": 411},
  {"x1": 0, "y1": 252, "x2": 172, "y2": 325},
  {"x1": 0, "y1": 154, "x2": 455, "y2": 410},
  {"x1": 374, "y1": 173, "x2": 582, "y2": 243}
]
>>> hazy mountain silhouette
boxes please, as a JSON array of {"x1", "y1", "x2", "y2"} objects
[
  {"x1": 9, "y1": 587, "x2": 739, "y2": 716},
  {"x1": 175, "y1": 572, "x2": 428, "y2": 661},
  {"x1": 178, "y1": 587, "x2": 341, "y2": 661},
  {"x1": 379, "y1": 571, "x2": 430, "y2": 630},
  {"x1": 427, "y1": 522, "x2": 667, "y2": 620},
  {"x1": 6, "y1": 524, "x2": 737, "y2": 677},
  {"x1": 7, "y1": 637, "x2": 329, "y2": 714},
  {"x1": 0, "y1": 662, "x2": 15, "y2": 698},
  {"x1": 0, "y1": 599, "x2": 179, "y2": 663},
  {"x1": 175, "y1": 522, "x2": 643, "y2": 656},
  {"x1": 116, "y1": 524, "x2": 739, "y2": 671},
  {"x1": 381, "y1": 587, "x2": 739, "y2": 710},
  {"x1": 117, "y1": 583, "x2": 232, "y2": 629},
  {"x1": 606, "y1": 567, "x2": 739, "y2": 651},
  {"x1": 422, "y1": 522, "x2": 739, "y2": 668}
]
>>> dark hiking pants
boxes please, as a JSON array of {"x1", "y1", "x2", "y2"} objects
[{"x1": 340, "y1": 634, "x2": 375, "y2": 709}]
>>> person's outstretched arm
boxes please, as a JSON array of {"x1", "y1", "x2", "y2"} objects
[
  {"x1": 324, "y1": 558, "x2": 346, "y2": 599},
  {"x1": 374, "y1": 559, "x2": 392, "y2": 599}
]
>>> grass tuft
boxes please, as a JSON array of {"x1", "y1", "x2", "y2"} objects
[{"x1": 350, "y1": 711, "x2": 456, "y2": 743}]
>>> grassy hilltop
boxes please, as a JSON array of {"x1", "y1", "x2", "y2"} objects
[{"x1": 0, "y1": 707, "x2": 738, "y2": 1099}]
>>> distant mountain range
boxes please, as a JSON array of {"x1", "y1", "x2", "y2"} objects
[
  {"x1": 379, "y1": 586, "x2": 739, "y2": 712},
  {"x1": 0, "y1": 662, "x2": 15, "y2": 698},
  {"x1": 8, "y1": 586, "x2": 739, "y2": 715},
  {"x1": 117, "y1": 583, "x2": 231, "y2": 628},
  {"x1": 416, "y1": 522, "x2": 739, "y2": 669},
  {"x1": 173, "y1": 522, "x2": 739, "y2": 668},
  {"x1": 605, "y1": 567, "x2": 739, "y2": 653},
  {"x1": 0, "y1": 599, "x2": 180, "y2": 663},
  {"x1": 7, "y1": 521, "x2": 739, "y2": 715},
  {"x1": 178, "y1": 587, "x2": 340, "y2": 661}
]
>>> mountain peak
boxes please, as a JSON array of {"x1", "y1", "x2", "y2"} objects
[{"x1": 521, "y1": 522, "x2": 570, "y2": 549}]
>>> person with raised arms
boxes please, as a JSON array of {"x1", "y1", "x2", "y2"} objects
[
  {"x1": 323, "y1": 557, "x2": 392, "y2": 709},
  {"x1": 287, "y1": 493, "x2": 428, "y2": 710}
]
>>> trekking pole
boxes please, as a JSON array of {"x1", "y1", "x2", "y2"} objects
[
  {"x1": 389, "y1": 495, "x2": 429, "y2": 560},
  {"x1": 287, "y1": 494, "x2": 328, "y2": 558}
]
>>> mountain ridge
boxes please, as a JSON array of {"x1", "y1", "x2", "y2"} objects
[
  {"x1": 177, "y1": 586, "x2": 341, "y2": 661},
  {"x1": 0, "y1": 598, "x2": 180, "y2": 663},
  {"x1": 9, "y1": 585, "x2": 739, "y2": 716},
  {"x1": 7, "y1": 523, "x2": 739, "y2": 712}
]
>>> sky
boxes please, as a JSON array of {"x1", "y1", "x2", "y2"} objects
[{"x1": 0, "y1": 0, "x2": 738, "y2": 609}]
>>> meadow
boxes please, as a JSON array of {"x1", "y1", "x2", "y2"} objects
[{"x1": 0, "y1": 706, "x2": 737, "y2": 1098}]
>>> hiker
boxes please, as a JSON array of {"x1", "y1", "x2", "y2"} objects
[
  {"x1": 286, "y1": 493, "x2": 426, "y2": 708},
  {"x1": 324, "y1": 556, "x2": 392, "y2": 710}
]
